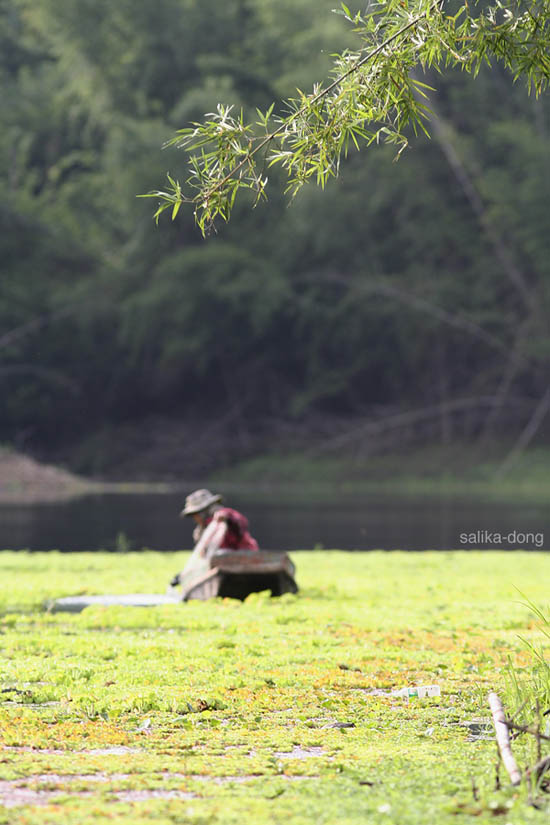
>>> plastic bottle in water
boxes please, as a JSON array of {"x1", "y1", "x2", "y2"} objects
[{"x1": 393, "y1": 685, "x2": 441, "y2": 698}]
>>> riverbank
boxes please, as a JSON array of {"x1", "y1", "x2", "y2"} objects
[
  {"x1": 2, "y1": 441, "x2": 550, "y2": 504},
  {"x1": 0, "y1": 550, "x2": 548, "y2": 823},
  {"x1": 0, "y1": 448, "x2": 94, "y2": 503},
  {"x1": 0, "y1": 449, "x2": 181, "y2": 504},
  {"x1": 212, "y1": 443, "x2": 550, "y2": 503}
]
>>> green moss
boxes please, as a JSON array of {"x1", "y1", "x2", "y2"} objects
[{"x1": 0, "y1": 550, "x2": 549, "y2": 822}]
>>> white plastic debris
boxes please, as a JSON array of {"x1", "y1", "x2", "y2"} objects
[{"x1": 392, "y1": 685, "x2": 441, "y2": 698}]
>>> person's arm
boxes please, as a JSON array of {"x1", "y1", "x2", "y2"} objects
[
  {"x1": 193, "y1": 515, "x2": 227, "y2": 559},
  {"x1": 176, "y1": 514, "x2": 229, "y2": 585}
]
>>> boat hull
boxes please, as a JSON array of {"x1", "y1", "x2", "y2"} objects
[{"x1": 180, "y1": 550, "x2": 298, "y2": 601}]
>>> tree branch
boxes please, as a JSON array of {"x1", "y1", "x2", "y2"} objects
[{"x1": 496, "y1": 385, "x2": 550, "y2": 477}]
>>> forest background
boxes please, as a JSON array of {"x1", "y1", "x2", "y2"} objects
[{"x1": 1, "y1": 0, "x2": 549, "y2": 482}]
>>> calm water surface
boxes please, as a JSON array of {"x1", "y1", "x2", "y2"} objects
[{"x1": 0, "y1": 490, "x2": 547, "y2": 551}]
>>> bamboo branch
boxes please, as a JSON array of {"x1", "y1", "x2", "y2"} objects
[
  {"x1": 488, "y1": 692, "x2": 522, "y2": 786},
  {"x1": 183, "y1": 0, "x2": 444, "y2": 205},
  {"x1": 0, "y1": 364, "x2": 80, "y2": 395},
  {"x1": 316, "y1": 271, "x2": 528, "y2": 360},
  {"x1": 478, "y1": 321, "x2": 529, "y2": 443},
  {"x1": 428, "y1": 108, "x2": 536, "y2": 315},
  {"x1": 410, "y1": 72, "x2": 536, "y2": 316},
  {"x1": 496, "y1": 385, "x2": 550, "y2": 477},
  {"x1": 0, "y1": 306, "x2": 77, "y2": 350},
  {"x1": 311, "y1": 395, "x2": 531, "y2": 455}
]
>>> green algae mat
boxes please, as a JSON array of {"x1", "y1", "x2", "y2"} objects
[{"x1": 1, "y1": 549, "x2": 549, "y2": 824}]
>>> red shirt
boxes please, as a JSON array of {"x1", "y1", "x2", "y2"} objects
[{"x1": 208, "y1": 507, "x2": 259, "y2": 551}]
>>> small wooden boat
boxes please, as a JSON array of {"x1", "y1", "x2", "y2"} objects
[
  {"x1": 49, "y1": 551, "x2": 298, "y2": 612},
  {"x1": 178, "y1": 550, "x2": 298, "y2": 602}
]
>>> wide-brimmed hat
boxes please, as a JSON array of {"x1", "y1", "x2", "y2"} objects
[{"x1": 180, "y1": 488, "x2": 222, "y2": 517}]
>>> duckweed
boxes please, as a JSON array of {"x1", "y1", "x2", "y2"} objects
[{"x1": 0, "y1": 550, "x2": 549, "y2": 823}]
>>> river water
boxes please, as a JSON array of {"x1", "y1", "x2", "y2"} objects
[{"x1": 0, "y1": 489, "x2": 547, "y2": 551}]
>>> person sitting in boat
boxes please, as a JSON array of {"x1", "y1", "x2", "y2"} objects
[{"x1": 169, "y1": 489, "x2": 258, "y2": 587}]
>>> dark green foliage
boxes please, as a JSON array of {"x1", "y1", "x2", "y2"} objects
[{"x1": 0, "y1": 0, "x2": 549, "y2": 463}]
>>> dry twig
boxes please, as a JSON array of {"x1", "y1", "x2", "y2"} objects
[{"x1": 488, "y1": 692, "x2": 522, "y2": 786}]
